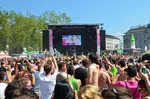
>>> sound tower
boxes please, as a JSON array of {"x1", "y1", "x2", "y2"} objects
[
  {"x1": 100, "y1": 30, "x2": 106, "y2": 50},
  {"x1": 42, "y1": 30, "x2": 49, "y2": 51}
]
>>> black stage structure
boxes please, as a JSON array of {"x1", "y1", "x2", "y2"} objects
[{"x1": 43, "y1": 24, "x2": 106, "y2": 56}]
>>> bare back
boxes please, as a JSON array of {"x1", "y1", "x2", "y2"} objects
[
  {"x1": 98, "y1": 69, "x2": 111, "y2": 89},
  {"x1": 88, "y1": 64, "x2": 99, "y2": 86}
]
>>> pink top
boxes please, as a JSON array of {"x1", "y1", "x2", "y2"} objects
[{"x1": 113, "y1": 81, "x2": 141, "y2": 99}]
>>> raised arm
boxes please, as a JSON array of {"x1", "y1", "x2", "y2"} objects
[
  {"x1": 39, "y1": 58, "x2": 47, "y2": 73},
  {"x1": 10, "y1": 60, "x2": 19, "y2": 81},
  {"x1": 2, "y1": 57, "x2": 8, "y2": 67},
  {"x1": 31, "y1": 73, "x2": 35, "y2": 86},
  {"x1": 51, "y1": 54, "x2": 58, "y2": 73},
  {"x1": 139, "y1": 69, "x2": 150, "y2": 93},
  {"x1": 5, "y1": 70, "x2": 12, "y2": 83},
  {"x1": 104, "y1": 56, "x2": 113, "y2": 67}
]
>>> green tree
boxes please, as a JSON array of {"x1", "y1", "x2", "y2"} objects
[
  {"x1": 43, "y1": 10, "x2": 71, "y2": 24},
  {"x1": 8, "y1": 12, "x2": 46, "y2": 54},
  {"x1": 0, "y1": 9, "x2": 9, "y2": 51},
  {"x1": 0, "y1": 9, "x2": 71, "y2": 54}
]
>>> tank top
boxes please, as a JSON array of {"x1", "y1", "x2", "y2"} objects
[{"x1": 71, "y1": 78, "x2": 79, "y2": 92}]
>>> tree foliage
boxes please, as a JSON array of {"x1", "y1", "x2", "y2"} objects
[
  {"x1": 43, "y1": 10, "x2": 71, "y2": 24},
  {"x1": 0, "y1": 9, "x2": 71, "y2": 54}
]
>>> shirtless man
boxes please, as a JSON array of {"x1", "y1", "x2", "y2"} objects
[
  {"x1": 88, "y1": 53, "x2": 99, "y2": 86},
  {"x1": 98, "y1": 62, "x2": 111, "y2": 89},
  {"x1": 117, "y1": 60, "x2": 127, "y2": 81}
]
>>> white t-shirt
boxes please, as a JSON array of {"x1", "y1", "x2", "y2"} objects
[
  {"x1": 0, "y1": 83, "x2": 7, "y2": 99},
  {"x1": 38, "y1": 72, "x2": 58, "y2": 99},
  {"x1": 74, "y1": 64, "x2": 80, "y2": 70}
]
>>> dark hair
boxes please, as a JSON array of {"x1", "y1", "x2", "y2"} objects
[
  {"x1": 1, "y1": 60, "x2": 5, "y2": 65},
  {"x1": 0, "y1": 66, "x2": 6, "y2": 72},
  {"x1": 125, "y1": 66, "x2": 137, "y2": 77},
  {"x1": 0, "y1": 71, "x2": 5, "y2": 81},
  {"x1": 67, "y1": 65, "x2": 75, "y2": 76},
  {"x1": 142, "y1": 53, "x2": 150, "y2": 61},
  {"x1": 27, "y1": 66, "x2": 33, "y2": 72},
  {"x1": 82, "y1": 60, "x2": 88, "y2": 66},
  {"x1": 89, "y1": 53, "x2": 98, "y2": 64},
  {"x1": 98, "y1": 61, "x2": 104, "y2": 68},
  {"x1": 111, "y1": 58, "x2": 117, "y2": 65},
  {"x1": 58, "y1": 62, "x2": 66, "y2": 70},
  {"x1": 44, "y1": 64, "x2": 53, "y2": 75},
  {"x1": 5, "y1": 80, "x2": 39, "y2": 99},
  {"x1": 138, "y1": 79, "x2": 148, "y2": 91},
  {"x1": 119, "y1": 60, "x2": 126, "y2": 68},
  {"x1": 54, "y1": 78, "x2": 74, "y2": 99}
]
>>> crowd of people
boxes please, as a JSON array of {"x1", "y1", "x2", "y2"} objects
[{"x1": 0, "y1": 52, "x2": 150, "y2": 99}]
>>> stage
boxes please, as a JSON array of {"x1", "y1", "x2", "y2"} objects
[{"x1": 42, "y1": 24, "x2": 106, "y2": 56}]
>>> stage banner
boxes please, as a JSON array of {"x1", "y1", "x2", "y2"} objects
[
  {"x1": 49, "y1": 29, "x2": 53, "y2": 54},
  {"x1": 97, "y1": 29, "x2": 100, "y2": 56}
]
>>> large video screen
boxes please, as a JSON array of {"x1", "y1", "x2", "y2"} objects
[{"x1": 62, "y1": 35, "x2": 82, "y2": 46}]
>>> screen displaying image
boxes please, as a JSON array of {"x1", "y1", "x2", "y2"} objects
[{"x1": 62, "y1": 35, "x2": 82, "y2": 46}]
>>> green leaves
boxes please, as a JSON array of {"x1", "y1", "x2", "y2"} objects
[
  {"x1": 0, "y1": 9, "x2": 71, "y2": 54},
  {"x1": 43, "y1": 10, "x2": 71, "y2": 24}
]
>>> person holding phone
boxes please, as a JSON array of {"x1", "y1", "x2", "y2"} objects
[
  {"x1": 112, "y1": 66, "x2": 141, "y2": 99},
  {"x1": 138, "y1": 79, "x2": 150, "y2": 99},
  {"x1": 141, "y1": 53, "x2": 150, "y2": 79},
  {"x1": 139, "y1": 68, "x2": 150, "y2": 95}
]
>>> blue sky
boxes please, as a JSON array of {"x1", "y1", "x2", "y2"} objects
[{"x1": 0, "y1": 0, "x2": 150, "y2": 36}]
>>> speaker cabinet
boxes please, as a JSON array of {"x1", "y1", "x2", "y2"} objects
[
  {"x1": 42, "y1": 30, "x2": 49, "y2": 51},
  {"x1": 100, "y1": 30, "x2": 106, "y2": 50}
]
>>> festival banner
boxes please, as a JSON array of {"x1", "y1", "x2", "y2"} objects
[
  {"x1": 97, "y1": 29, "x2": 100, "y2": 55},
  {"x1": 49, "y1": 29, "x2": 53, "y2": 54}
]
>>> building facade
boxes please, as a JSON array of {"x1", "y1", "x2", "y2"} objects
[
  {"x1": 106, "y1": 34, "x2": 120, "y2": 50},
  {"x1": 123, "y1": 23, "x2": 150, "y2": 53}
]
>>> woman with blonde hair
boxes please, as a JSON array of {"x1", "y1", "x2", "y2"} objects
[{"x1": 78, "y1": 85, "x2": 101, "y2": 99}]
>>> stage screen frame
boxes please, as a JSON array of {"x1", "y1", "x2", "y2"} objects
[{"x1": 62, "y1": 35, "x2": 82, "y2": 46}]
